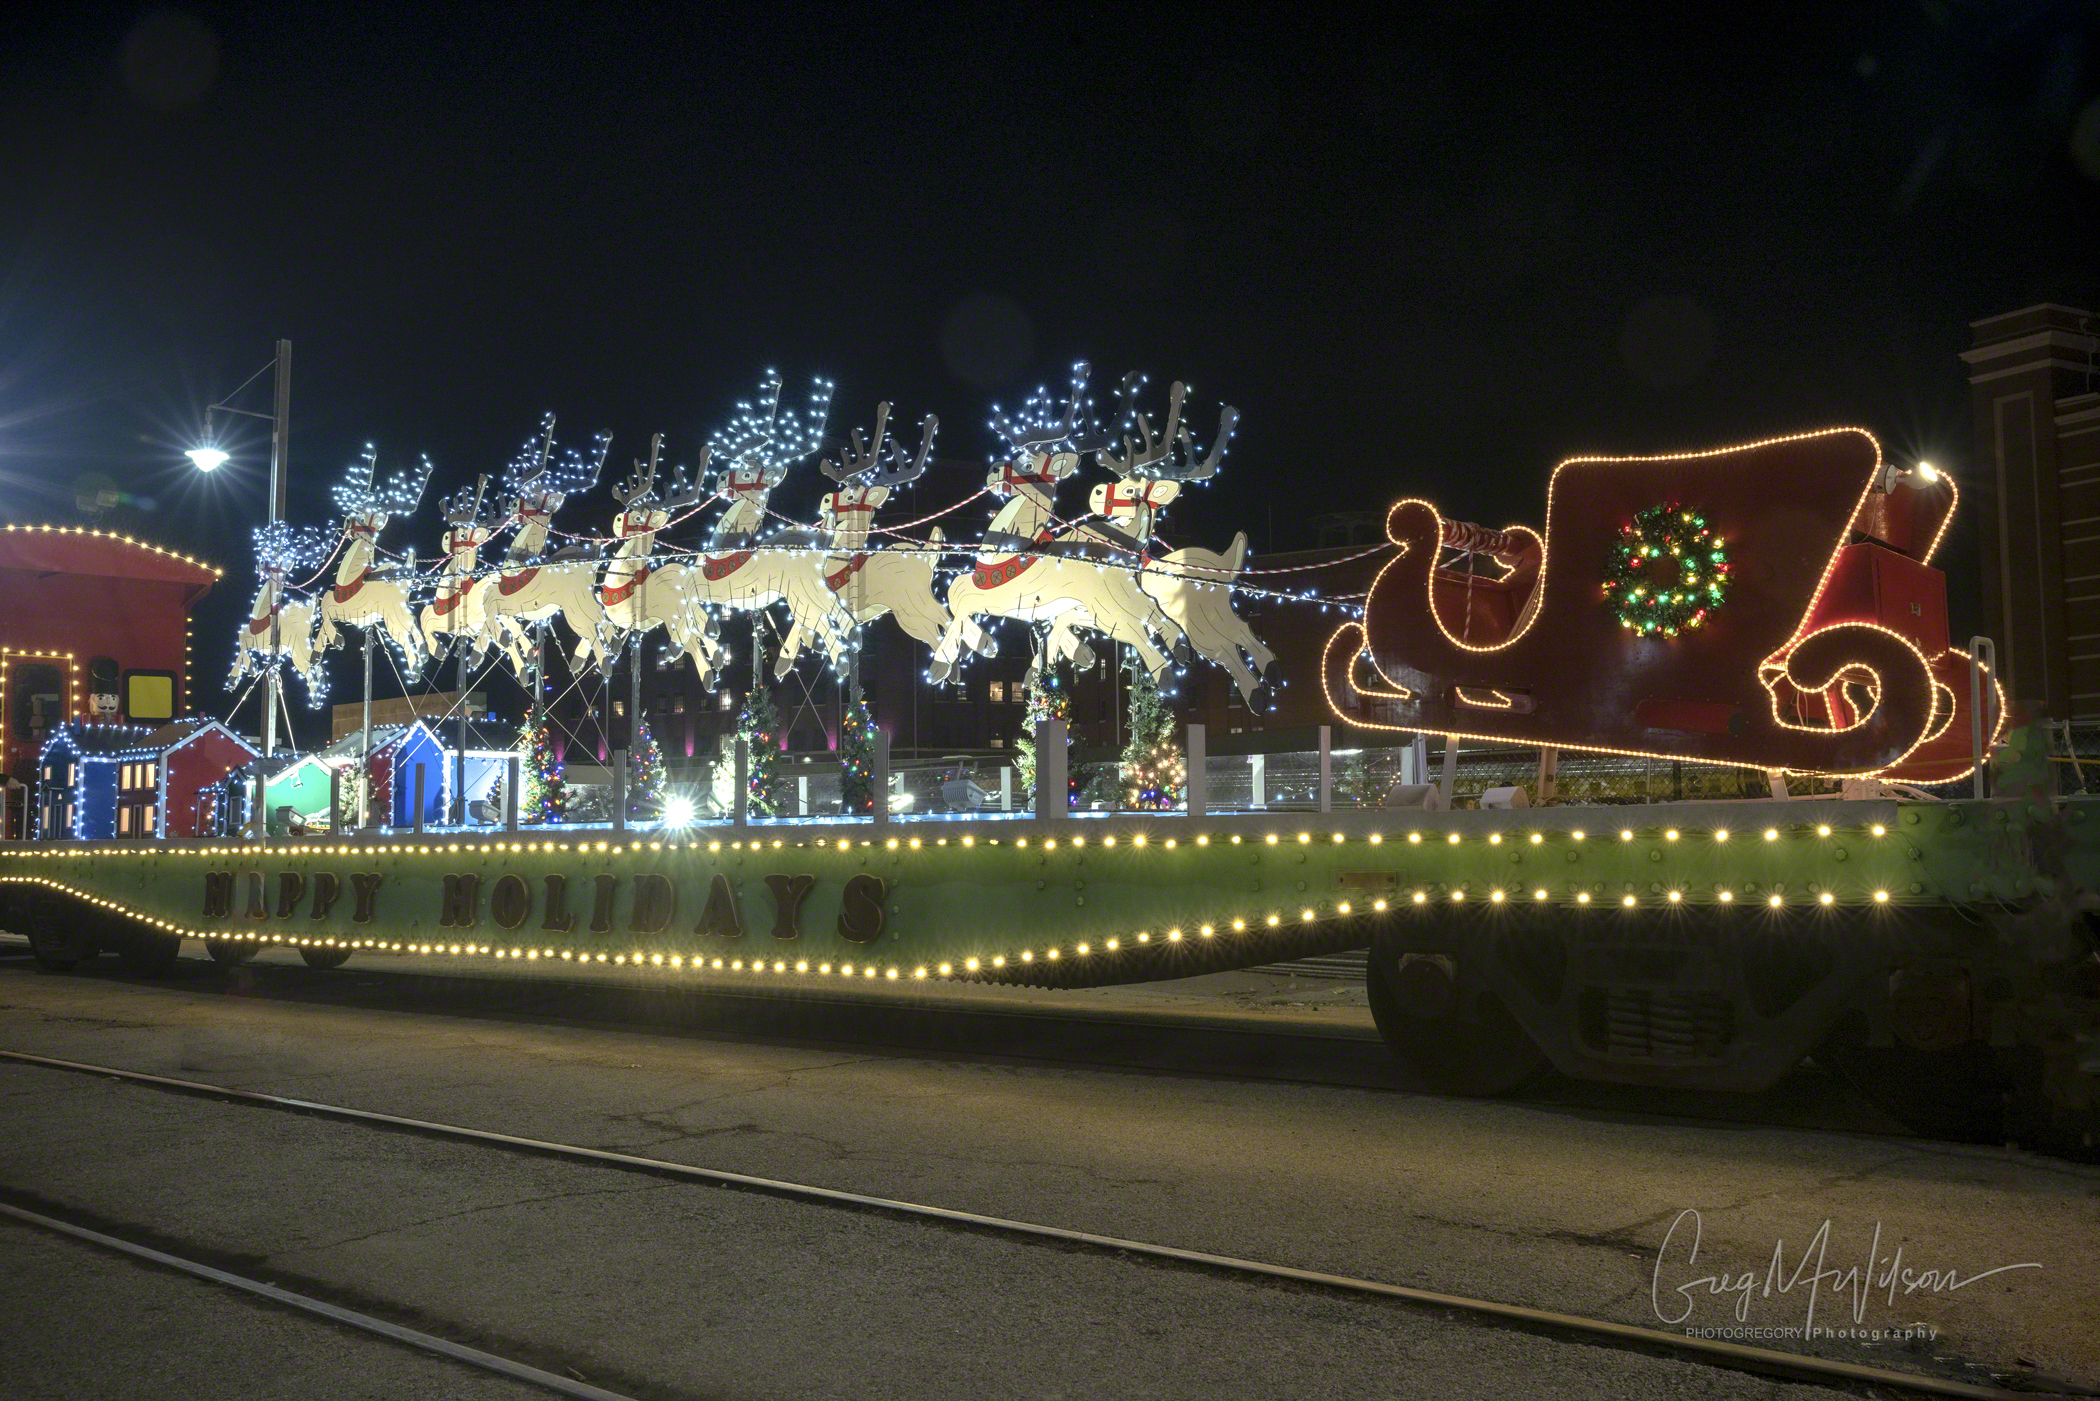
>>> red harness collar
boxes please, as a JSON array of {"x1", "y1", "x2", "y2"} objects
[
  {"x1": 825, "y1": 553, "x2": 869, "y2": 592},
  {"x1": 973, "y1": 553, "x2": 1040, "y2": 590},
  {"x1": 600, "y1": 564, "x2": 652, "y2": 606},
  {"x1": 430, "y1": 576, "x2": 478, "y2": 616},
  {"x1": 332, "y1": 568, "x2": 371, "y2": 603},
  {"x1": 703, "y1": 551, "x2": 752, "y2": 582}
]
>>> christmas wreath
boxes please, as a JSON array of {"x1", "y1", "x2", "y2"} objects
[{"x1": 1606, "y1": 504, "x2": 1727, "y2": 637}]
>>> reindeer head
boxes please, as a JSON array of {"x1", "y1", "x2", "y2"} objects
[
  {"x1": 439, "y1": 475, "x2": 506, "y2": 557},
  {"x1": 819, "y1": 401, "x2": 938, "y2": 533},
  {"x1": 987, "y1": 361, "x2": 1106, "y2": 498},
  {"x1": 1085, "y1": 373, "x2": 1238, "y2": 533},
  {"x1": 501, "y1": 413, "x2": 610, "y2": 527},
  {"x1": 611, "y1": 434, "x2": 709, "y2": 540},
  {"x1": 332, "y1": 446, "x2": 435, "y2": 541}
]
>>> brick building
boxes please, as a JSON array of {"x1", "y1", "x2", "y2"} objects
[{"x1": 1963, "y1": 303, "x2": 2100, "y2": 722}]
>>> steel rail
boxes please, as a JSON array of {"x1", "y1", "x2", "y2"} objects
[
  {"x1": 0, "y1": 1048, "x2": 2060, "y2": 1400},
  {"x1": 0, "y1": 1200, "x2": 640, "y2": 1401}
]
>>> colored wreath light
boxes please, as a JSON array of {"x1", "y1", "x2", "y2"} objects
[{"x1": 1606, "y1": 502, "x2": 1727, "y2": 637}]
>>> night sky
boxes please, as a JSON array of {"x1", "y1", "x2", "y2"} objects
[{"x1": 3, "y1": 4, "x2": 2096, "y2": 739}]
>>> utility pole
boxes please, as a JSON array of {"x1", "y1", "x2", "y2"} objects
[
  {"x1": 359, "y1": 629, "x2": 374, "y2": 828},
  {"x1": 263, "y1": 338, "x2": 291, "y2": 761}
]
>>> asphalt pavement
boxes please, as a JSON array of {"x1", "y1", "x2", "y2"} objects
[{"x1": 0, "y1": 945, "x2": 2091, "y2": 1399}]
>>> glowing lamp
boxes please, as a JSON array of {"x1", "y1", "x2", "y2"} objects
[{"x1": 186, "y1": 446, "x2": 230, "y2": 472}]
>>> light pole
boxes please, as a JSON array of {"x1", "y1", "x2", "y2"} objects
[{"x1": 191, "y1": 339, "x2": 292, "y2": 764}]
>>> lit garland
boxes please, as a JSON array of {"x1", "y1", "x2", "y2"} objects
[
  {"x1": 1606, "y1": 503, "x2": 1728, "y2": 637},
  {"x1": 627, "y1": 718, "x2": 665, "y2": 816},
  {"x1": 733, "y1": 682, "x2": 789, "y2": 816},
  {"x1": 838, "y1": 697, "x2": 875, "y2": 815},
  {"x1": 1013, "y1": 654, "x2": 1074, "y2": 807},
  {"x1": 1119, "y1": 654, "x2": 1185, "y2": 810},
  {"x1": 517, "y1": 715, "x2": 566, "y2": 824}
]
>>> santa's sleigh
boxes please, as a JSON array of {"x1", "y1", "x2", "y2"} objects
[{"x1": 1324, "y1": 428, "x2": 2002, "y2": 784}]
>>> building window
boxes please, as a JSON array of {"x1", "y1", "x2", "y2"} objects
[
  {"x1": 673, "y1": 696, "x2": 686, "y2": 714},
  {"x1": 989, "y1": 736, "x2": 1003, "y2": 748},
  {"x1": 718, "y1": 692, "x2": 733, "y2": 711},
  {"x1": 987, "y1": 681, "x2": 1004, "y2": 703},
  {"x1": 145, "y1": 763, "x2": 157, "y2": 787},
  {"x1": 613, "y1": 701, "x2": 626, "y2": 717}
]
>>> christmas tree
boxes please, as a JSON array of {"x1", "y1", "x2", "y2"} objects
[
  {"x1": 733, "y1": 682, "x2": 789, "y2": 815},
  {"x1": 517, "y1": 715, "x2": 566, "y2": 824},
  {"x1": 1119, "y1": 653, "x2": 1184, "y2": 810},
  {"x1": 1013, "y1": 654, "x2": 1073, "y2": 807},
  {"x1": 839, "y1": 696, "x2": 876, "y2": 815},
  {"x1": 628, "y1": 718, "x2": 665, "y2": 815}
]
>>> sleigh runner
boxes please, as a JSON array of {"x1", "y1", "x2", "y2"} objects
[{"x1": 1323, "y1": 427, "x2": 2002, "y2": 783}]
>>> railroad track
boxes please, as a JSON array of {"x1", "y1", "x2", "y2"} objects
[{"x1": 0, "y1": 1047, "x2": 2071, "y2": 1401}]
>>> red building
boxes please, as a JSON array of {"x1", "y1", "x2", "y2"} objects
[{"x1": 0, "y1": 524, "x2": 222, "y2": 836}]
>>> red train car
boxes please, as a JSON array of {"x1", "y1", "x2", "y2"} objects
[{"x1": 0, "y1": 524, "x2": 221, "y2": 838}]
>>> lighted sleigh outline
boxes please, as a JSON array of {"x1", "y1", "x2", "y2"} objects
[{"x1": 1323, "y1": 427, "x2": 2006, "y2": 784}]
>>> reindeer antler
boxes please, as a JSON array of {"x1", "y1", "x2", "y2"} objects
[
  {"x1": 253, "y1": 521, "x2": 337, "y2": 576},
  {"x1": 711, "y1": 371, "x2": 835, "y2": 487},
  {"x1": 991, "y1": 362, "x2": 1099, "y2": 455},
  {"x1": 611, "y1": 435, "x2": 662, "y2": 507},
  {"x1": 443, "y1": 474, "x2": 492, "y2": 526},
  {"x1": 822, "y1": 402, "x2": 891, "y2": 483},
  {"x1": 374, "y1": 454, "x2": 435, "y2": 516},
  {"x1": 331, "y1": 444, "x2": 382, "y2": 516},
  {"x1": 869, "y1": 412, "x2": 937, "y2": 491},
  {"x1": 1101, "y1": 375, "x2": 1237, "y2": 482},
  {"x1": 503, "y1": 416, "x2": 609, "y2": 501},
  {"x1": 661, "y1": 444, "x2": 711, "y2": 511}
]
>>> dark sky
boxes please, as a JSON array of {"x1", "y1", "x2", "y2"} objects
[{"x1": 2, "y1": 3, "x2": 2096, "y2": 730}]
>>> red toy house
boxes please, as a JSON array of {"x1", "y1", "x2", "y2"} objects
[{"x1": 147, "y1": 719, "x2": 259, "y2": 838}]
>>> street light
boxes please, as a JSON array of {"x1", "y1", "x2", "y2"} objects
[{"x1": 189, "y1": 339, "x2": 293, "y2": 784}]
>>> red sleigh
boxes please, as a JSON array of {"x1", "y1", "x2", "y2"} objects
[{"x1": 1323, "y1": 428, "x2": 2004, "y2": 783}]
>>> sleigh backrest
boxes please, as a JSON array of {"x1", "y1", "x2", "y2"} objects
[{"x1": 1532, "y1": 427, "x2": 1887, "y2": 659}]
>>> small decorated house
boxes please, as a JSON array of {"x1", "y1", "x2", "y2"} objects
[
  {"x1": 146, "y1": 719, "x2": 260, "y2": 838},
  {"x1": 358, "y1": 722, "x2": 446, "y2": 829},
  {"x1": 36, "y1": 722, "x2": 156, "y2": 839},
  {"x1": 258, "y1": 750, "x2": 353, "y2": 833},
  {"x1": 336, "y1": 720, "x2": 447, "y2": 829},
  {"x1": 303, "y1": 721, "x2": 518, "y2": 830}
]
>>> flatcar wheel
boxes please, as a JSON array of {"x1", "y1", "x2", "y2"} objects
[
  {"x1": 116, "y1": 929, "x2": 183, "y2": 978},
  {"x1": 205, "y1": 939, "x2": 259, "y2": 968},
  {"x1": 1366, "y1": 934, "x2": 1548, "y2": 1096},
  {"x1": 26, "y1": 900, "x2": 92, "y2": 973},
  {"x1": 299, "y1": 946, "x2": 352, "y2": 970}
]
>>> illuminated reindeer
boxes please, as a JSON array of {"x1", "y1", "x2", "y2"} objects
[
  {"x1": 787, "y1": 400, "x2": 950, "y2": 667},
  {"x1": 480, "y1": 416, "x2": 613, "y2": 677},
  {"x1": 656, "y1": 373, "x2": 853, "y2": 683},
  {"x1": 600, "y1": 435, "x2": 708, "y2": 654},
  {"x1": 314, "y1": 446, "x2": 435, "y2": 676},
  {"x1": 417, "y1": 474, "x2": 508, "y2": 664},
  {"x1": 926, "y1": 363, "x2": 1178, "y2": 685},
  {"x1": 229, "y1": 521, "x2": 331, "y2": 693},
  {"x1": 1053, "y1": 376, "x2": 1272, "y2": 702}
]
